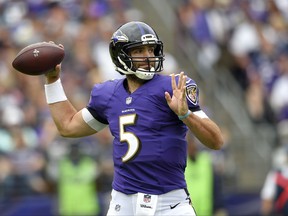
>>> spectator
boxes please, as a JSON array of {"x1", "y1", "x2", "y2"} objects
[
  {"x1": 269, "y1": 46, "x2": 288, "y2": 123},
  {"x1": 4, "y1": 125, "x2": 48, "y2": 199},
  {"x1": 261, "y1": 146, "x2": 288, "y2": 216}
]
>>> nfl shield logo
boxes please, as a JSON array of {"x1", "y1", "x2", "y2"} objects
[
  {"x1": 143, "y1": 194, "x2": 151, "y2": 203},
  {"x1": 126, "y1": 97, "x2": 132, "y2": 105}
]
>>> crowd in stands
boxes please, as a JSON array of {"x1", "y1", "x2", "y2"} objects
[{"x1": 177, "y1": 0, "x2": 288, "y2": 142}]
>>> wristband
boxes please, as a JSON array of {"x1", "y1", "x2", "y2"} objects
[
  {"x1": 44, "y1": 78, "x2": 67, "y2": 104},
  {"x1": 178, "y1": 110, "x2": 191, "y2": 120}
]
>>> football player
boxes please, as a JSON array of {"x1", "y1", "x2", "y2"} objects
[{"x1": 44, "y1": 21, "x2": 223, "y2": 216}]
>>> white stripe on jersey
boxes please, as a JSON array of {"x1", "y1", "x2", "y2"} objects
[{"x1": 81, "y1": 108, "x2": 107, "y2": 131}]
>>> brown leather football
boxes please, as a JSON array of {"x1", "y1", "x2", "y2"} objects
[{"x1": 12, "y1": 42, "x2": 65, "y2": 75}]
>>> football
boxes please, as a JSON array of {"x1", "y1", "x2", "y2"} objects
[{"x1": 12, "y1": 42, "x2": 65, "y2": 76}]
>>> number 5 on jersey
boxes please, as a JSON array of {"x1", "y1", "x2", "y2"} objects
[{"x1": 119, "y1": 114, "x2": 141, "y2": 162}]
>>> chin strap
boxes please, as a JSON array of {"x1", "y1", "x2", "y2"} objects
[
  {"x1": 135, "y1": 67, "x2": 155, "y2": 80},
  {"x1": 135, "y1": 72, "x2": 154, "y2": 80},
  {"x1": 116, "y1": 57, "x2": 155, "y2": 80}
]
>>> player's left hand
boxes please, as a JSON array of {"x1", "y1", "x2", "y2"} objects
[{"x1": 165, "y1": 72, "x2": 189, "y2": 116}]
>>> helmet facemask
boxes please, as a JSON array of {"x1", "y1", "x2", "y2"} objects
[
  {"x1": 118, "y1": 41, "x2": 164, "y2": 80},
  {"x1": 109, "y1": 22, "x2": 165, "y2": 80}
]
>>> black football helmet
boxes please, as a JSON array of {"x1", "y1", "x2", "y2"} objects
[{"x1": 109, "y1": 21, "x2": 164, "y2": 80}]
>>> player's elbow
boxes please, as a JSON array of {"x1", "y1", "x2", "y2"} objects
[
  {"x1": 56, "y1": 126, "x2": 77, "y2": 138},
  {"x1": 202, "y1": 133, "x2": 224, "y2": 150},
  {"x1": 213, "y1": 140, "x2": 224, "y2": 150},
  {"x1": 58, "y1": 130, "x2": 82, "y2": 138},
  {"x1": 58, "y1": 129, "x2": 72, "y2": 138},
  {"x1": 57, "y1": 124, "x2": 97, "y2": 138},
  {"x1": 211, "y1": 135, "x2": 224, "y2": 150}
]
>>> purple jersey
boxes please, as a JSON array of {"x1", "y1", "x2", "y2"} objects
[{"x1": 87, "y1": 74, "x2": 201, "y2": 194}]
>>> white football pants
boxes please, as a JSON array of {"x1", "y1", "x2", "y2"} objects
[{"x1": 106, "y1": 188, "x2": 196, "y2": 216}]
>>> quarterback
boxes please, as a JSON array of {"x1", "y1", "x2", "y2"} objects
[{"x1": 44, "y1": 21, "x2": 223, "y2": 215}]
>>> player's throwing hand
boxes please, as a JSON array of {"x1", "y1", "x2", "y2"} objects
[{"x1": 45, "y1": 43, "x2": 64, "y2": 82}]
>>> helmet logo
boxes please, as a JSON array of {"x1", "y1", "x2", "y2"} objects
[
  {"x1": 111, "y1": 30, "x2": 128, "y2": 45},
  {"x1": 141, "y1": 34, "x2": 157, "y2": 44}
]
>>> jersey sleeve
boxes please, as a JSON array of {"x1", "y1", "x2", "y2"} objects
[
  {"x1": 184, "y1": 76, "x2": 209, "y2": 118},
  {"x1": 86, "y1": 81, "x2": 117, "y2": 124},
  {"x1": 185, "y1": 77, "x2": 201, "y2": 112},
  {"x1": 81, "y1": 108, "x2": 108, "y2": 131}
]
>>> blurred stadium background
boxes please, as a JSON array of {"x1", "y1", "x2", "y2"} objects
[{"x1": 1, "y1": 0, "x2": 288, "y2": 215}]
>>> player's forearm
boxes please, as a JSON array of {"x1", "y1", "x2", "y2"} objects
[
  {"x1": 182, "y1": 113, "x2": 224, "y2": 150},
  {"x1": 48, "y1": 102, "x2": 97, "y2": 137},
  {"x1": 44, "y1": 76, "x2": 96, "y2": 137},
  {"x1": 44, "y1": 77, "x2": 72, "y2": 136}
]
